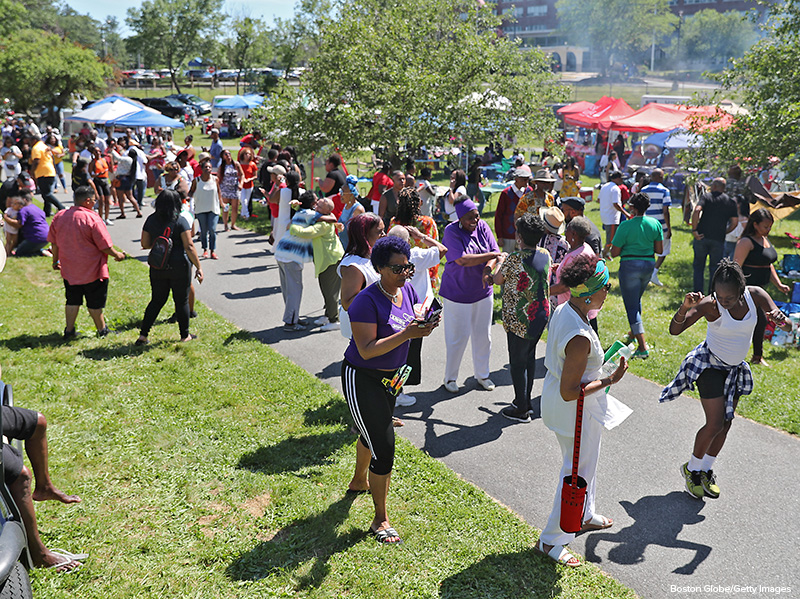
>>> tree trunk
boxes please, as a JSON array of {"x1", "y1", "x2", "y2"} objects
[{"x1": 171, "y1": 72, "x2": 182, "y2": 95}]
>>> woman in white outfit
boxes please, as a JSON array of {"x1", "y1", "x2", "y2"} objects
[{"x1": 538, "y1": 254, "x2": 629, "y2": 567}]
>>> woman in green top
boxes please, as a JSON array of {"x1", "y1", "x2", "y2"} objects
[{"x1": 611, "y1": 192, "x2": 663, "y2": 358}]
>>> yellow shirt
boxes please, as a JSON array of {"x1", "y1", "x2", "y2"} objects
[
  {"x1": 49, "y1": 143, "x2": 65, "y2": 165},
  {"x1": 31, "y1": 141, "x2": 56, "y2": 178}
]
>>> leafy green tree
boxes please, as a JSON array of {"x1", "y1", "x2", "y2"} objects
[
  {"x1": 100, "y1": 16, "x2": 130, "y2": 67},
  {"x1": 0, "y1": 0, "x2": 27, "y2": 38},
  {"x1": 269, "y1": 0, "x2": 331, "y2": 79},
  {"x1": 248, "y1": 0, "x2": 567, "y2": 163},
  {"x1": 557, "y1": 0, "x2": 677, "y2": 74},
  {"x1": 0, "y1": 29, "x2": 111, "y2": 119},
  {"x1": 226, "y1": 15, "x2": 272, "y2": 94},
  {"x1": 674, "y1": 9, "x2": 758, "y2": 70},
  {"x1": 125, "y1": 0, "x2": 224, "y2": 92},
  {"x1": 682, "y1": 0, "x2": 800, "y2": 175}
]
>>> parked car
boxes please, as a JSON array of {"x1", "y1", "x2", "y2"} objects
[
  {"x1": 167, "y1": 94, "x2": 211, "y2": 115},
  {"x1": 184, "y1": 69, "x2": 212, "y2": 80},
  {"x1": 137, "y1": 97, "x2": 196, "y2": 120}
]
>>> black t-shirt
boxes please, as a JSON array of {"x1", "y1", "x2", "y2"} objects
[
  {"x1": 325, "y1": 168, "x2": 346, "y2": 197},
  {"x1": 697, "y1": 191, "x2": 737, "y2": 242},
  {"x1": 586, "y1": 223, "x2": 602, "y2": 255},
  {"x1": 0, "y1": 180, "x2": 21, "y2": 206},
  {"x1": 143, "y1": 214, "x2": 190, "y2": 269}
]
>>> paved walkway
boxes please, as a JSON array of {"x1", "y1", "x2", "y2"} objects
[{"x1": 106, "y1": 205, "x2": 799, "y2": 599}]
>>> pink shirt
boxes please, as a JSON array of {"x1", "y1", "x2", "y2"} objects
[
  {"x1": 48, "y1": 206, "x2": 113, "y2": 285},
  {"x1": 554, "y1": 243, "x2": 599, "y2": 319}
]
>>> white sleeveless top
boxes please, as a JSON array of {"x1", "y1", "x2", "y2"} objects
[
  {"x1": 707, "y1": 288, "x2": 758, "y2": 366},
  {"x1": 193, "y1": 177, "x2": 219, "y2": 215},
  {"x1": 337, "y1": 254, "x2": 380, "y2": 338}
]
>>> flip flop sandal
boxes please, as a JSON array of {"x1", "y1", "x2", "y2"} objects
[
  {"x1": 345, "y1": 488, "x2": 370, "y2": 496},
  {"x1": 581, "y1": 514, "x2": 613, "y2": 532},
  {"x1": 47, "y1": 559, "x2": 84, "y2": 573},
  {"x1": 51, "y1": 548, "x2": 89, "y2": 561},
  {"x1": 534, "y1": 540, "x2": 580, "y2": 568},
  {"x1": 370, "y1": 526, "x2": 403, "y2": 545}
]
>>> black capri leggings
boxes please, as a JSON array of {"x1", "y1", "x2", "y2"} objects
[{"x1": 341, "y1": 360, "x2": 396, "y2": 476}]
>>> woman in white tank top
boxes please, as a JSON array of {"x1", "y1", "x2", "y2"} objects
[{"x1": 660, "y1": 259, "x2": 791, "y2": 500}]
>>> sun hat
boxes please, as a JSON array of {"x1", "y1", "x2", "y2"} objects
[
  {"x1": 534, "y1": 168, "x2": 556, "y2": 182},
  {"x1": 540, "y1": 206, "x2": 565, "y2": 235}
]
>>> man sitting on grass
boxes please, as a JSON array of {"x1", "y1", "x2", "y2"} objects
[{"x1": 1, "y1": 366, "x2": 85, "y2": 572}]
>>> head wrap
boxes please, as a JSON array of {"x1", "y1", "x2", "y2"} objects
[
  {"x1": 570, "y1": 260, "x2": 610, "y2": 298},
  {"x1": 346, "y1": 174, "x2": 359, "y2": 196},
  {"x1": 455, "y1": 198, "x2": 478, "y2": 220}
]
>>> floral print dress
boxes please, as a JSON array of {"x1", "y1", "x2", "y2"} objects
[{"x1": 499, "y1": 247, "x2": 551, "y2": 340}]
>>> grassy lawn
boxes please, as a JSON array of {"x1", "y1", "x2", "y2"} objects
[{"x1": 0, "y1": 257, "x2": 637, "y2": 598}]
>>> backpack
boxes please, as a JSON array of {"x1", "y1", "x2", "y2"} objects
[{"x1": 147, "y1": 223, "x2": 175, "y2": 270}]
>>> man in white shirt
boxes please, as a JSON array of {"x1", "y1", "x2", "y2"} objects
[{"x1": 598, "y1": 171, "x2": 629, "y2": 258}]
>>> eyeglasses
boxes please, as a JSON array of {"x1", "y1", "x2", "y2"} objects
[{"x1": 387, "y1": 263, "x2": 415, "y2": 275}]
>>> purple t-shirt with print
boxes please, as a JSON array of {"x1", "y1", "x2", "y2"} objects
[
  {"x1": 18, "y1": 203, "x2": 49, "y2": 244},
  {"x1": 344, "y1": 281, "x2": 419, "y2": 370},
  {"x1": 440, "y1": 219, "x2": 500, "y2": 304}
]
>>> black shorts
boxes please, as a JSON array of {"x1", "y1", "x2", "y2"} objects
[
  {"x1": 695, "y1": 367, "x2": 729, "y2": 399},
  {"x1": 64, "y1": 278, "x2": 108, "y2": 309},
  {"x1": 93, "y1": 178, "x2": 110, "y2": 196},
  {"x1": 341, "y1": 360, "x2": 397, "y2": 476},
  {"x1": 2, "y1": 405, "x2": 38, "y2": 484}
]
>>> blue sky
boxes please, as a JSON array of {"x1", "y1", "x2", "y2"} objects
[{"x1": 67, "y1": 0, "x2": 296, "y2": 34}]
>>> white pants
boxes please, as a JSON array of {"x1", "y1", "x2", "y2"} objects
[
  {"x1": 541, "y1": 415, "x2": 603, "y2": 547},
  {"x1": 443, "y1": 295, "x2": 493, "y2": 382},
  {"x1": 240, "y1": 187, "x2": 253, "y2": 218},
  {"x1": 500, "y1": 238, "x2": 516, "y2": 254}
]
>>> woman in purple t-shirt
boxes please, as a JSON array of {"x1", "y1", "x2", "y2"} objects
[
  {"x1": 342, "y1": 236, "x2": 439, "y2": 545},
  {"x1": 440, "y1": 198, "x2": 502, "y2": 393}
]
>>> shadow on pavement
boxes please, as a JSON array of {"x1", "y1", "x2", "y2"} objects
[
  {"x1": 583, "y1": 491, "x2": 711, "y2": 575},
  {"x1": 227, "y1": 494, "x2": 363, "y2": 589},
  {"x1": 218, "y1": 264, "x2": 275, "y2": 276},
  {"x1": 439, "y1": 546, "x2": 562, "y2": 598},
  {"x1": 222, "y1": 286, "x2": 280, "y2": 300}
]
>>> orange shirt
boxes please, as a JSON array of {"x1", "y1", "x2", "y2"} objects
[
  {"x1": 92, "y1": 157, "x2": 109, "y2": 179},
  {"x1": 241, "y1": 161, "x2": 257, "y2": 189}
]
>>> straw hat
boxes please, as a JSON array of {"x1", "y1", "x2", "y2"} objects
[
  {"x1": 533, "y1": 168, "x2": 556, "y2": 182},
  {"x1": 540, "y1": 206, "x2": 565, "y2": 235}
]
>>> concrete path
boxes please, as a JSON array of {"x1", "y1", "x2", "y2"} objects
[{"x1": 106, "y1": 205, "x2": 799, "y2": 599}]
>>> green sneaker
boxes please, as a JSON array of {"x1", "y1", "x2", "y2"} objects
[
  {"x1": 681, "y1": 462, "x2": 704, "y2": 499},
  {"x1": 701, "y1": 470, "x2": 720, "y2": 499}
]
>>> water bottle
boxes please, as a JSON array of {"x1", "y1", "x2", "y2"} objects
[{"x1": 601, "y1": 341, "x2": 633, "y2": 391}]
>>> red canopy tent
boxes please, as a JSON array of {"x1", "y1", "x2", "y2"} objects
[
  {"x1": 556, "y1": 101, "x2": 596, "y2": 116},
  {"x1": 608, "y1": 103, "x2": 735, "y2": 133},
  {"x1": 564, "y1": 97, "x2": 635, "y2": 131}
]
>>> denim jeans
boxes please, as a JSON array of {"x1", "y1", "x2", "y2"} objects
[
  {"x1": 134, "y1": 179, "x2": 146, "y2": 208},
  {"x1": 507, "y1": 331, "x2": 540, "y2": 413},
  {"x1": 723, "y1": 240, "x2": 737, "y2": 260},
  {"x1": 618, "y1": 259, "x2": 654, "y2": 335},
  {"x1": 195, "y1": 211, "x2": 218, "y2": 251},
  {"x1": 693, "y1": 237, "x2": 724, "y2": 293}
]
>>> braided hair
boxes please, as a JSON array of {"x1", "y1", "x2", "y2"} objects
[
  {"x1": 395, "y1": 186, "x2": 421, "y2": 225},
  {"x1": 711, "y1": 258, "x2": 747, "y2": 297}
]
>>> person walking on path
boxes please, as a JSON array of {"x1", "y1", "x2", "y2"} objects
[
  {"x1": 342, "y1": 236, "x2": 438, "y2": 545},
  {"x1": 691, "y1": 178, "x2": 737, "y2": 294},
  {"x1": 537, "y1": 254, "x2": 630, "y2": 568},
  {"x1": 29, "y1": 133, "x2": 64, "y2": 217},
  {"x1": 48, "y1": 185, "x2": 126, "y2": 339},
  {"x1": 641, "y1": 168, "x2": 672, "y2": 286},
  {"x1": 598, "y1": 171, "x2": 629, "y2": 259},
  {"x1": 610, "y1": 192, "x2": 664, "y2": 358},
  {"x1": 189, "y1": 158, "x2": 223, "y2": 260},
  {"x1": 440, "y1": 198, "x2": 503, "y2": 393},
  {"x1": 733, "y1": 208, "x2": 791, "y2": 366},
  {"x1": 218, "y1": 150, "x2": 244, "y2": 231},
  {"x1": 136, "y1": 190, "x2": 204, "y2": 345},
  {"x1": 492, "y1": 213, "x2": 550, "y2": 423},
  {"x1": 661, "y1": 259, "x2": 790, "y2": 499}
]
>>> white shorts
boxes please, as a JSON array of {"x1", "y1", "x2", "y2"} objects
[{"x1": 658, "y1": 236, "x2": 671, "y2": 257}]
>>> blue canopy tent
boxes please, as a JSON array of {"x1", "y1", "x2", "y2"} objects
[
  {"x1": 106, "y1": 109, "x2": 185, "y2": 129},
  {"x1": 642, "y1": 128, "x2": 701, "y2": 150},
  {"x1": 215, "y1": 94, "x2": 264, "y2": 110}
]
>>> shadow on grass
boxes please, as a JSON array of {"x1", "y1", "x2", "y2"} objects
[
  {"x1": 223, "y1": 331, "x2": 255, "y2": 346},
  {"x1": 439, "y1": 547, "x2": 562, "y2": 599},
  {"x1": 227, "y1": 494, "x2": 362, "y2": 589},
  {"x1": 0, "y1": 332, "x2": 68, "y2": 350},
  {"x1": 584, "y1": 491, "x2": 710, "y2": 575},
  {"x1": 303, "y1": 397, "x2": 350, "y2": 427},
  {"x1": 237, "y1": 430, "x2": 353, "y2": 475}
]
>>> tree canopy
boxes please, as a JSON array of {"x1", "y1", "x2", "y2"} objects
[
  {"x1": 126, "y1": 0, "x2": 224, "y2": 92},
  {"x1": 682, "y1": 0, "x2": 800, "y2": 175},
  {"x1": 0, "y1": 29, "x2": 111, "y2": 117},
  {"x1": 248, "y1": 0, "x2": 567, "y2": 162},
  {"x1": 557, "y1": 0, "x2": 676, "y2": 73},
  {"x1": 673, "y1": 9, "x2": 759, "y2": 70}
]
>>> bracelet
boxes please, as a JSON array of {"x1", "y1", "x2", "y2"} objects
[{"x1": 672, "y1": 312, "x2": 686, "y2": 324}]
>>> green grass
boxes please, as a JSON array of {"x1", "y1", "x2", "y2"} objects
[{"x1": 0, "y1": 257, "x2": 637, "y2": 598}]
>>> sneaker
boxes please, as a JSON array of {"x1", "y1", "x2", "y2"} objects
[
  {"x1": 63, "y1": 328, "x2": 77, "y2": 340},
  {"x1": 477, "y1": 377, "x2": 496, "y2": 391},
  {"x1": 501, "y1": 406, "x2": 532, "y2": 423},
  {"x1": 96, "y1": 327, "x2": 112, "y2": 337},
  {"x1": 320, "y1": 321, "x2": 340, "y2": 332},
  {"x1": 444, "y1": 380, "x2": 459, "y2": 393},
  {"x1": 650, "y1": 272, "x2": 663, "y2": 287},
  {"x1": 167, "y1": 314, "x2": 178, "y2": 324},
  {"x1": 315, "y1": 316, "x2": 330, "y2": 326},
  {"x1": 632, "y1": 349, "x2": 650, "y2": 359},
  {"x1": 282, "y1": 323, "x2": 306, "y2": 332},
  {"x1": 681, "y1": 462, "x2": 704, "y2": 499},
  {"x1": 396, "y1": 393, "x2": 416, "y2": 407},
  {"x1": 105, "y1": 219, "x2": 114, "y2": 226},
  {"x1": 701, "y1": 470, "x2": 720, "y2": 499},
  {"x1": 190, "y1": 311, "x2": 198, "y2": 318}
]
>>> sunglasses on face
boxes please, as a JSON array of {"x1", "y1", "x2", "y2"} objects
[{"x1": 387, "y1": 263, "x2": 415, "y2": 275}]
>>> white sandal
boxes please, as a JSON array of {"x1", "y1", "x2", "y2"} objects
[
  {"x1": 581, "y1": 514, "x2": 613, "y2": 532},
  {"x1": 535, "y1": 540, "x2": 580, "y2": 568}
]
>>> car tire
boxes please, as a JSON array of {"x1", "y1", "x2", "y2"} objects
[{"x1": 0, "y1": 563, "x2": 32, "y2": 599}]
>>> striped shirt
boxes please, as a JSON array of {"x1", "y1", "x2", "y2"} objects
[{"x1": 641, "y1": 182, "x2": 671, "y2": 229}]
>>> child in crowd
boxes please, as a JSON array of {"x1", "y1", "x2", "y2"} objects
[{"x1": 3, "y1": 195, "x2": 22, "y2": 255}]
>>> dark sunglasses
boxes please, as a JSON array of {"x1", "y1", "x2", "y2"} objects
[{"x1": 387, "y1": 263, "x2": 415, "y2": 275}]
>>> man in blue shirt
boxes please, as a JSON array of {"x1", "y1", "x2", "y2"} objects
[
  {"x1": 208, "y1": 128, "x2": 223, "y2": 169},
  {"x1": 640, "y1": 168, "x2": 671, "y2": 286}
]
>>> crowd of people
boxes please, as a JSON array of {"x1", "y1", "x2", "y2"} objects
[{"x1": 1, "y1": 120, "x2": 794, "y2": 567}]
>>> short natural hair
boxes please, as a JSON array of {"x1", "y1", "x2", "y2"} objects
[
  {"x1": 371, "y1": 235, "x2": 410, "y2": 270},
  {"x1": 328, "y1": 154, "x2": 341, "y2": 168},
  {"x1": 628, "y1": 192, "x2": 651, "y2": 215},
  {"x1": 387, "y1": 225, "x2": 410, "y2": 243},
  {"x1": 560, "y1": 253, "x2": 600, "y2": 288},
  {"x1": 515, "y1": 213, "x2": 546, "y2": 247},
  {"x1": 565, "y1": 216, "x2": 592, "y2": 241},
  {"x1": 74, "y1": 185, "x2": 95, "y2": 203}
]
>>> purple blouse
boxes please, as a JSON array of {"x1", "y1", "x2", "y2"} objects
[{"x1": 440, "y1": 219, "x2": 499, "y2": 304}]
